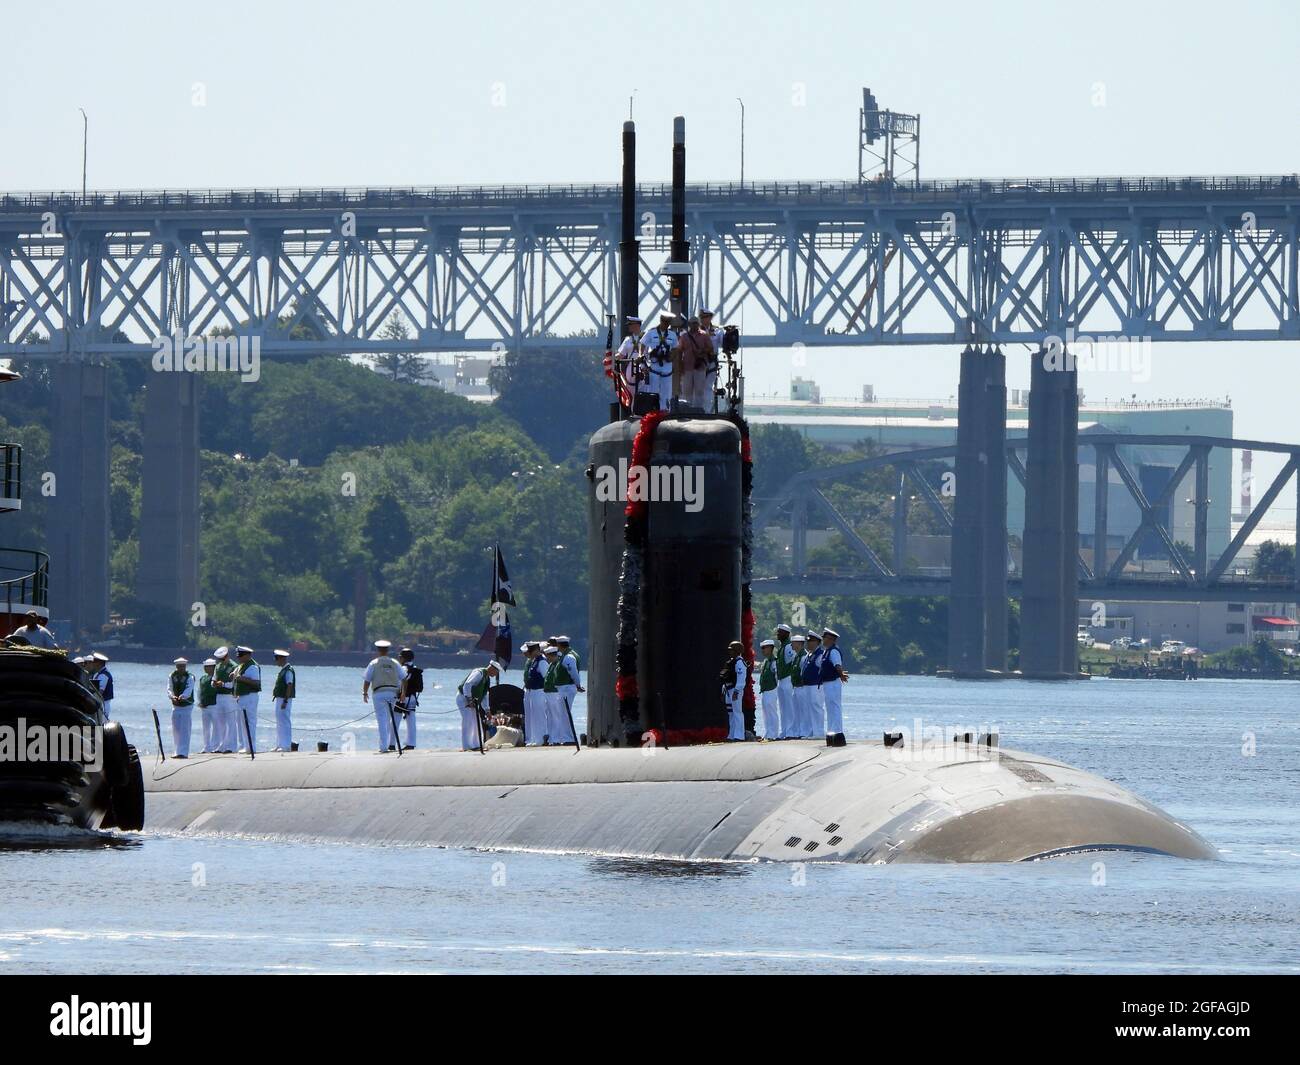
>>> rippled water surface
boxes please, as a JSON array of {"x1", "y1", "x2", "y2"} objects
[{"x1": 1, "y1": 667, "x2": 1296, "y2": 973}]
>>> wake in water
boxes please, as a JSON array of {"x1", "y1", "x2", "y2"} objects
[{"x1": 0, "y1": 821, "x2": 140, "y2": 851}]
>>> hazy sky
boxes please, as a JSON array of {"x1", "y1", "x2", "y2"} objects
[{"x1": 2, "y1": 0, "x2": 1298, "y2": 505}]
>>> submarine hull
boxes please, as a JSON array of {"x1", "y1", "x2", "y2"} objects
[{"x1": 141, "y1": 741, "x2": 1215, "y2": 863}]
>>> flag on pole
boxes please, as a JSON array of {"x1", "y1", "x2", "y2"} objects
[
  {"x1": 483, "y1": 544, "x2": 514, "y2": 667},
  {"x1": 491, "y1": 546, "x2": 516, "y2": 607}
]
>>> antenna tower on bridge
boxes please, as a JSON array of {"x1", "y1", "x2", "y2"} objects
[{"x1": 859, "y1": 87, "x2": 920, "y2": 185}]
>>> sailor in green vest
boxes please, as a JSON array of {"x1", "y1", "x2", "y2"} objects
[
  {"x1": 788, "y1": 633, "x2": 807, "y2": 740},
  {"x1": 166, "y1": 657, "x2": 196, "y2": 758},
  {"x1": 456, "y1": 658, "x2": 501, "y2": 751},
  {"x1": 198, "y1": 658, "x2": 219, "y2": 753},
  {"x1": 552, "y1": 635, "x2": 582, "y2": 745},
  {"x1": 774, "y1": 623, "x2": 796, "y2": 739},
  {"x1": 541, "y1": 644, "x2": 561, "y2": 745},
  {"x1": 757, "y1": 639, "x2": 780, "y2": 739},
  {"x1": 233, "y1": 646, "x2": 262, "y2": 753},
  {"x1": 212, "y1": 646, "x2": 237, "y2": 754},
  {"x1": 271, "y1": 649, "x2": 295, "y2": 752}
]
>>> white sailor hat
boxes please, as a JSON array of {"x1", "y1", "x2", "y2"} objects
[
  {"x1": 626, "y1": 313, "x2": 642, "y2": 322},
  {"x1": 760, "y1": 638, "x2": 775, "y2": 648},
  {"x1": 203, "y1": 658, "x2": 217, "y2": 667},
  {"x1": 488, "y1": 658, "x2": 505, "y2": 671},
  {"x1": 519, "y1": 642, "x2": 530, "y2": 652},
  {"x1": 72, "y1": 656, "x2": 84, "y2": 665},
  {"x1": 374, "y1": 639, "x2": 392, "y2": 650},
  {"x1": 699, "y1": 307, "x2": 714, "y2": 315},
  {"x1": 821, "y1": 628, "x2": 839, "y2": 639},
  {"x1": 274, "y1": 648, "x2": 290, "y2": 658},
  {"x1": 556, "y1": 635, "x2": 571, "y2": 643},
  {"x1": 775, "y1": 623, "x2": 791, "y2": 634},
  {"x1": 213, "y1": 646, "x2": 229, "y2": 659},
  {"x1": 542, "y1": 644, "x2": 558, "y2": 655},
  {"x1": 791, "y1": 633, "x2": 805, "y2": 642},
  {"x1": 805, "y1": 631, "x2": 821, "y2": 641},
  {"x1": 235, "y1": 645, "x2": 253, "y2": 655},
  {"x1": 173, "y1": 657, "x2": 188, "y2": 666},
  {"x1": 92, "y1": 652, "x2": 110, "y2": 663}
]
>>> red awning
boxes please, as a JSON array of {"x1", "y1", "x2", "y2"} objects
[{"x1": 1254, "y1": 616, "x2": 1297, "y2": 627}]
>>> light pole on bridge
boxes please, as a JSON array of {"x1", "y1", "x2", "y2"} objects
[
  {"x1": 78, "y1": 108, "x2": 87, "y2": 198},
  {"x1": 736, "y1": 97, "x2": 745, "y2": 188}
]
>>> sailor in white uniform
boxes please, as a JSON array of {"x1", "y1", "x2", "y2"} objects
[
  {"x1": 641, "y1": 312, "x2": 677, "y2": 411},
  {"x1": 698, "y1": 309, "x2": 723, "y2": 412},
  {"x1": 722, "y1": 640, "x2": 747, "y2": 741},
  {"x1": 552, "y1": 635, "x2": 582, "y2": 745},
  {"x1": 232, "y1": 646, "x2": 261, "y2": 753},
  {"x1": 774, "y1": 623, "x2": 796, "y2": 739},
  {"x1": 614, "y1": 314, "x2": 644, "y2": 407},
  {"x1": 90, "y1": 653, "x2": 114, "y2": 719},
  {"x1": 271, "y1": 649, "x2": 295, "y2": 752},
  {"x1": 211, "y1": 646, "x2": 237, "y2": 752},
  {"x1": 819, "y1": 628, "x2": 848, "y2": 745},
  {"x1": 397, "y1": 647, "x2": 421, "y2": 750},
  {"x1": 166, "y1": 657, "x2": 195, "y2": 758},
  {"x1": 676, "y1": 317, "x2": 713, "y2": 410},
  {"x1": 456, "y1": 659, "x2": 501, "y2": 751},
  {"x1": 786, "y1": 633, "x2": 806, "y2": 739},
  {"x1": 520, "y1": 640, "x2": 547, "y2": 745},
  {"x1": 198, "y1": 658, "x2": 219, "y2": 753},
  {"x1": 362, "y1": 640, "x2": 406, "y2": 752},
  {"x1": 800, "y1": 632, "x2": 824, "y2": 739},
  {"x1": 757, "y1": 639, "x2": 781, "y2": 739}
]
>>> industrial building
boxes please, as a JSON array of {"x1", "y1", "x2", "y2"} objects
[{"x1": 748, "y1": 380, "x2": 1234, "y2": 563}]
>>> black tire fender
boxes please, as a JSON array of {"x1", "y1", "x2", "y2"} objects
[{"x1": 101, "y1": 720, "x2": 131, "y2": 788}]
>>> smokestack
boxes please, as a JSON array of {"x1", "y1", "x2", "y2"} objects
[
  {"x1": 1240, "y1": 449, "x2": 1253, "y2": 517},
  {"x1": 669, "y1": 116, "x2": 689, "y2": 318},
  {"x1": 620, "y1": 121, "x2": 639, "y2": 339}
]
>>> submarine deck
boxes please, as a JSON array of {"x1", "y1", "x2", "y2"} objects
[{"x1": 141, "y1": 740, "x2": 1217, "y2": 864}]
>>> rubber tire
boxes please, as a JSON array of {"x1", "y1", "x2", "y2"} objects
[
  {"x1": 105, "y1": 745, "x2": 145, "y2": 831},
  {"x1": 101, "y1": 721, "x2": 131, "y2": 788}
]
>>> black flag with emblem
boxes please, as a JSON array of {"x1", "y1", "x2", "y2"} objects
[{"x1": 486, "y1": 544, "x2": 515, "y2": 667}]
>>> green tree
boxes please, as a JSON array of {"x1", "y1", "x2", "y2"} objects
[
  {"x1": 489, "y1": 345, "x2": 610, "y2": 460},
  {"x1": 370, "y1": 311, "x2": 435, "y2": 385},
  {"x1": 1251, "y1": 540, "x2": 1295, "y2": 580}
]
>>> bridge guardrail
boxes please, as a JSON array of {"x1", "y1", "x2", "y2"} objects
[{"x1": 2, "y1": 175, "x2": 1298, "y2": 215}]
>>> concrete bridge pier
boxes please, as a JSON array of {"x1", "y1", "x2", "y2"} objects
[
  {"x1": 1020, "y1": 349, "x2": 1080, "y2": 678},
  {"x1": 135, "y1": 371, "x2": 200, "y2": 620},
  {"x1": 947, "y1": 347, "x2": 1008, "y2": 676},
  {"x1": 48, "y1": 359, "x2": 111, "y2": 640}
]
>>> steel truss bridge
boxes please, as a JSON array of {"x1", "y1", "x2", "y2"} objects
[
  {"x1": 2, "y1": 174, "x2": 1300, "y2": 357},
  {"x1": 754, "y1": 434, "x2": 1300, "y2": 604}
]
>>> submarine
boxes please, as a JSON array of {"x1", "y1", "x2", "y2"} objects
[{"x1": 143, "y1": 117, "x2": 1216, "y2": 864}]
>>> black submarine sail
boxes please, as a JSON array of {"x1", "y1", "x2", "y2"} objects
[{"x1": 587, "y1": 117, "x2": 754, "y2": 747}]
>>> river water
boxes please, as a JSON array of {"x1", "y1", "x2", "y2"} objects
[{"x1": 1, "y1": 665, "x2": 1296, "y2": 974}]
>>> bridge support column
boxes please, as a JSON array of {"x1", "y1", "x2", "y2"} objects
[
  {"x1": 48, "y1": 360, "x2": 111, "y2": 641},
  {"x1": 136, "y1": 372, "x2": 200, "y2": 619},
  {"x1": 981, "y1": 348, "x2": 1008, "y2": 671},
  {"x1": 1021, "y1": 348, "x2": 1079, "y2": 678},
  {"x1": 948, "y1": 347, "x2": 1007, "y2": 675}
]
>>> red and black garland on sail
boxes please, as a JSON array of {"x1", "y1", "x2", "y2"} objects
[
  {"x1": 734, "y1": 414, "x2": 756, "y2": 727},
  {"x1": 613, "y1": 410, "x2": 665, "y2": 731}
]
